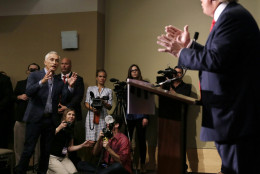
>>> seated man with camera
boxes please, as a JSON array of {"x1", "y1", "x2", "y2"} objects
[{"x1": 78, "y1": 115, "x2": 132, "y2": 174}]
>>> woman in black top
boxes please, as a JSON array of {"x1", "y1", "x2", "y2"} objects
[
  {"x1": 47, "y1": 109, "x2": 92, "y2": 174},
  {"x1": 126, "y1": 64, "x2": 149, "y2": 173}
]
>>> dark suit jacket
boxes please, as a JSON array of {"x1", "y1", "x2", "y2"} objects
[
  {"x1": 178, "y1": 2, "x2": 260, "y2": 141},
  {"x1": 0, "y1": 73, "x2": 15, "y2": 126},
  {"x1": 58, "y1": 73, "x2": 84, "y2": 121},
  {"x1": 0, "y1": 73, "x2": 14, "y2": 114},
  {"x1": 23, "y1": 69, "x2": 71, "y2": 126},
  {"x1": 14, "y1": 79, "x2": 28, "y2": 122}
]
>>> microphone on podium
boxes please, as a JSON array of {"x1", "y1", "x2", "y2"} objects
[
  {"x1": 192, "y1": 32, "x2": 199, "y2": 49},
  {"x1": 193, "y1": 32, "x2": 199, "y2": 42}
]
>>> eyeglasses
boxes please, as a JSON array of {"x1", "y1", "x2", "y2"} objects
[
  {"x1": 29, "y1": 68, "x2": 38, "y2": 72},
  {"x1": 176, "y1": 72, "x2": 182, "y2": 74},
  {"x1": 131, "y1": 69, "x2": 138, "y2": 72}
]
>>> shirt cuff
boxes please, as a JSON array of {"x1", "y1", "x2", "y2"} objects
[
  {"x1": 68, "y1": 86, "x2": 74, "y2": 92},
  {"x1": 39, "y1": 80, "x2": 43, "y2": 87},
  {"x1": 178, "y1": 39, "x2": 193, "y2": 58},
  {"x1": 186, "y1": 39, "x2": 193, "y2": 48}
]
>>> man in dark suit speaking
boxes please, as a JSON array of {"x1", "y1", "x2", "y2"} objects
[
  {"x1": 15, "y1": 51, "x2": 77, "y2": 174},
  {"x1": 157, "y1": 0, "x2": 260, "y2": 173}
]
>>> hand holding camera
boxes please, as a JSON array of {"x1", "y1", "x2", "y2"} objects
[{"x1": 90, "y1": 91, "x2": 109, "y2": 110}]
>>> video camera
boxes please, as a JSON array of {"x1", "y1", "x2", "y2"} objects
[
  {"x1": 156, "y1": 67, "x2": 177, "y2": 84},
  {"x1": 110, "y1": 78, "x2": 126, "y2": 99},
  {"x1": 90, "y1": 91, "x2": 109, "y2": 110}
]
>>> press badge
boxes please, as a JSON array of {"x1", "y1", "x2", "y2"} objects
[{"x1": 62, "y1": 147, "x2": 68, "y2": 155}]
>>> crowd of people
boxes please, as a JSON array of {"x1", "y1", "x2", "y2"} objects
[
  {"x1": 1, "y1": 1, "x2": 258, "y2": 174},
  {"x1": 0, "y1": 50, "x2": 191, "y2": 174}
]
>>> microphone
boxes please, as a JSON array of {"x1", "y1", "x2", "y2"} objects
[
  {"x1": 158, "y1": 77, "x2": 177, "y2": 86},
  {"x1": 193, "y1": 32, "x2": 199, "y2": 41},
  {"x1": 90, "y1": 91, "x2": 95, "y2": 99},
  {"x1": 192, "y1": 32, "x2": 199, "y2": 49},
  {"x1": 110, "y1": 78, "x2": 119, "y2": 83}
]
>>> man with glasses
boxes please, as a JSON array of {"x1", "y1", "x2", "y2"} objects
[
  {"x1": 169, "y1": 66, "x2": 191, "y2": 97},
  {"x1": 13, "y1": 63, "x2": 41, "y2": 167}
]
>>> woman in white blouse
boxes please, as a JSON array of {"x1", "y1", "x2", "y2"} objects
[{"x1": 85, "y1": 69, "x2": 113, "y2": 145}]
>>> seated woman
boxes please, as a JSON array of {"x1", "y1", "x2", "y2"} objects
[{"x1": 47, "y1": 108, "x2": 93, "y2": 174}]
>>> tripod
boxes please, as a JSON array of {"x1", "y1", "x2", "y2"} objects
[
  {"x1": 112, "y1": 91, "x2": 140, "y2": 174},
  {"x1": 112, "y1": 91, "x2": 130, "y2": 140}
]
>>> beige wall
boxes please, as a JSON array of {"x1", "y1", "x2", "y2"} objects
[
  {"x1": 104, "y1": 0, "x2": 260, "y2": 149},
  {"x1": 0, "y1": 10, "x2": 105, "y2": 162},
  {"x1": 0, "y1": 12, "x2": 105, "y2": 89}
]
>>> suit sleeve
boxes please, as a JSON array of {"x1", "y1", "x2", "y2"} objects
[
  {"x1": 25, "y1": 72, "x2": 42, "y2": 97},
  {"x1": 179, "y1": 10, "x2": 257, "y2": 73},
  {"x1": 0, "y1": 76, "x2": 14, "y2": 110},
  {"x1": 14, "y1": 81, "x2": 21, "y2": 97}
]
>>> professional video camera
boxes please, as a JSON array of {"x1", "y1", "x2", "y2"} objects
[
  {"x1": 90, "y1": 91, "x2": 109, "y2": 110},
  {"x1": 110, "y1": 78, "x2": 127, "y2": 99},
  {"x1": 156, "y1": 67, "x2": 177, "y2": 84}
]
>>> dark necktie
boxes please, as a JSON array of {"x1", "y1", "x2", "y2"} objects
[{"x1": 63, "y1": 75, "x2": 66, "y2": 84}]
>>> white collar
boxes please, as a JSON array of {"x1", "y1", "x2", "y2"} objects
[
  {"x1": 214, "y1": 2, "x2": 228, "y2": 22},
  {"x1": 61, "y1": 72, "x2": 71, "y2": 77}
]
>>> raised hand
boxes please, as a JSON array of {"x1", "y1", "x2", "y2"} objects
[
  {"x1": 58, "y1": 103, "x2": 67, "y2": 114},
  {"x1": 157, "y1": 25, "x2": 190, "y2": 57},
  {"x1": 67, "y1": 72, "x2": 77, "y2": 87},
  {"x1": 41, "y1": 70, "x2": 53, "y2": 84},
  {"x1": 166, "y1": 25, "x2": 190, "y2": 47}
]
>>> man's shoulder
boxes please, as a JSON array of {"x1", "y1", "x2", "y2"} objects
[
  {"x1": 56, "y1": 73, "x2": 61, "y2": 77},
  {"x1": 16, "y1": 79, "x2": 27, "y2": 85},
  {"x1": 117, "y1": 132, "x2": 129, "y2": 142},
  {"x1": 76, "y1": 75, "x2": 84, "y2": 82},
  {"x1": 0, "y1": 73, "x2": 10, "y2": 81},
  {"x1": 30, "y1": 69, "x2": 44, "y2": 77},
  {"x1": 181, "y1": 81, "x2": 191, "y2": 87}
]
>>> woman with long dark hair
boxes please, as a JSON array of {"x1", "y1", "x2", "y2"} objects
[{"x1": 126, "y1": 64, "x2": 148, "y2": 173}]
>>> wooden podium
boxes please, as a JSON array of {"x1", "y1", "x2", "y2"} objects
[{"x1": 127, "y1": 79, "x2": 197, "y2": 174}]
